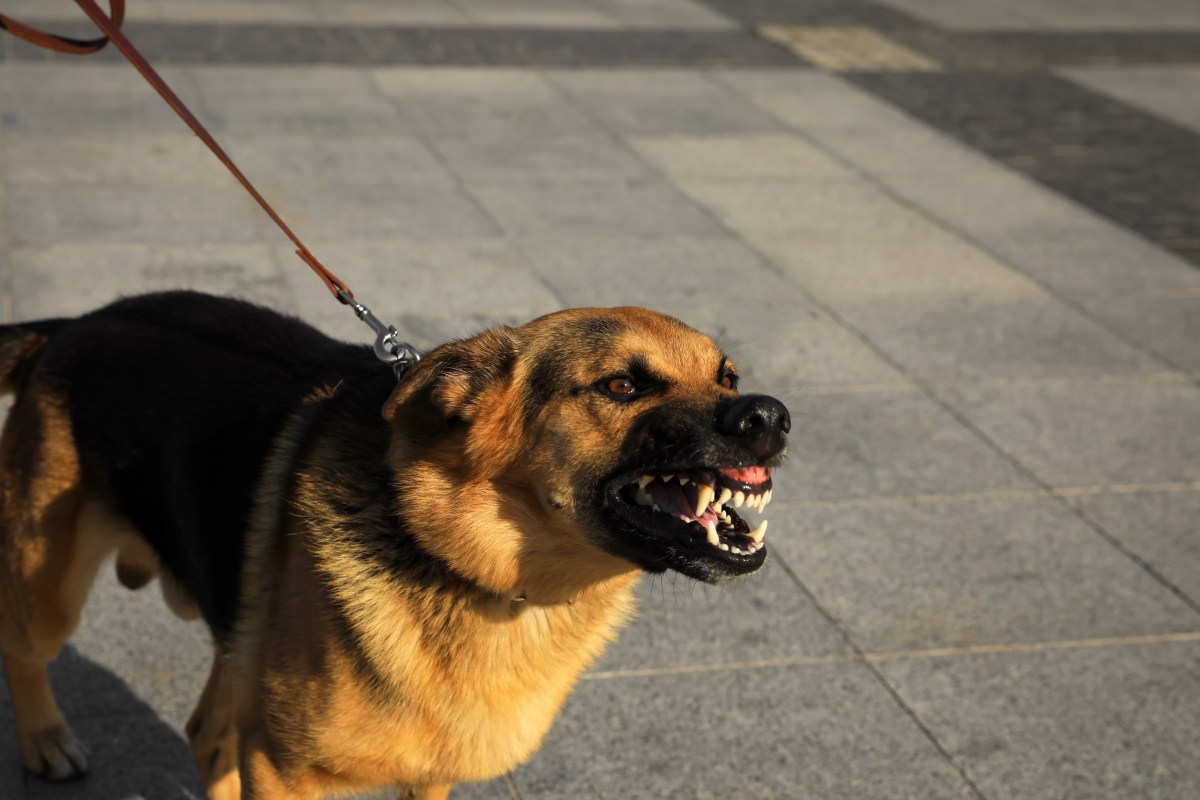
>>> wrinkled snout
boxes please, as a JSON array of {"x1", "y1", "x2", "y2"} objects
[{"x1": 716, "y1": 394, "x2": 790, "y2": 463}]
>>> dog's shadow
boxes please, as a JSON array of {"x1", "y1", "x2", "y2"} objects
[{"x1": 0, "y1": 644, "x2": 206, "y2": 799}]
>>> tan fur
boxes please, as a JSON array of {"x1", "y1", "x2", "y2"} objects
[{"x1": 0, "y1": 307, "x2": 742, "y2": 799}]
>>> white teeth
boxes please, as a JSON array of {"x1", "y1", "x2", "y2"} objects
[
  {"x1": 718, "y1": 543, "x2": 730, "y2": 552},
  {"x1": 695, "y1": 484, "x2": 715, "y2": 517},
  {"x1": 651, "y1": 504, "x2": 661, "y2": 512},
  {"x1": 717, "y1": 487, "x2": 732, "y2": 507},
  {"x1": 637, "y1": 475, "x2": 654, "y2": 489},
  {"x1": 748, "y1": 520, "x2": 768, "y2": 543},
  {"x1": 733, "y1": 491, "x2": 745, "y2": 508},
  {"x1": 763, "y1": 489, "x2": 772, "y2": 508},
  {"x1": 634, "y1": 486, "x2": 653, "y2": 506},
  {"x1": 679, "y1": 476, "x2": 691, "y2": 486},
  {"x1": 662, "y1": 474, "x2": 674, "y2": 483},
  {"x1": 705, "y1": 520, "x2": 719, "y2": 547}
]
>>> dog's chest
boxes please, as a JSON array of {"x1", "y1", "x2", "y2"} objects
[{"x1": 322, "y1": 594, "x2": 635, "y2": 785}]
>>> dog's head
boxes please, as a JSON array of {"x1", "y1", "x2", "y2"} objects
[{"x1": 384, "y1": 308, "x2": 788, "y2": 599}]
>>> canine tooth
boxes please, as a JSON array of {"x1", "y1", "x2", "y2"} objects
[
  {"x1": 733, "y1": 491, "x2": 745, "y2": 508},
  {"x1": 637, "y1": 475, "x2": 654, "y2": 489},
  {"x1": 634, "y1": 487, "x2": 653, "y2": 506},
  {"x1": 718, "y1": 543, "x2": 730, "y2": 552},
  {"x1": 705, "y1": 520, "x2": 719, "y2": 547},
  {"x1": 695, "y1": 484, "x2": 715, "y2": 517},
  {"x1": 748, "y1": 520, "x2": 768, "y2": 543}
]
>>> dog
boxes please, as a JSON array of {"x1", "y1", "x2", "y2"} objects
[{"x1": 0, "y1": 290, "x2": 788, "y2": 799}]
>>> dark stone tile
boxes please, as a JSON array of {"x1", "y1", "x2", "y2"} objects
[{"x1": 848, "y1": 71, "x2": 1200, "y2": 271}]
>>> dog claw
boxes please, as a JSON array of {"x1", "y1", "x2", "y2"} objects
[{"x1": 26, "y1": 724, "x2": 88, "y2": 781}]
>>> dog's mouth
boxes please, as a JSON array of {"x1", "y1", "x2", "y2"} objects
[{"x1": 603, "y1": 466, "x2": 772, "y2": 581}]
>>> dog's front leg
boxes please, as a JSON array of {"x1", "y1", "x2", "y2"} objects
[{"x1": 185, "y1": 646, "x2": 241, "y2": 800}]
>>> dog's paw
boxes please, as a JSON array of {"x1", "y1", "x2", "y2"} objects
[{"x1": 21, "y1": 724, "x2": 89, "y2": 781}]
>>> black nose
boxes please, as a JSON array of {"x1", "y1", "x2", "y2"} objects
[{"x1": 717, "y1": 394, "x2": 790, "y2": 458}]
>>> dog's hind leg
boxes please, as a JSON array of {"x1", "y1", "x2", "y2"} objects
[
  {"x1": 186, "y1": 646, "x2": 242, "y2": 800},
  {"x1": 0, "y1": 393, "x2": 121, "y2": 780}
]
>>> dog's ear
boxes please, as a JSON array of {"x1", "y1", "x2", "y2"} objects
[{"x1": 382, "y1": 327, "x2": 518, "y2": 426}]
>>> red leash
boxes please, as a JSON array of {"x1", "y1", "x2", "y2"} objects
[{"x1": 0, "y1": 0, "x2": 420, "y2": 374}]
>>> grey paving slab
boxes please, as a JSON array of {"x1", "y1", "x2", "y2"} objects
[
  {"x1": 779, "y1": 390, "x2": 1033, "y2": 502},
  {"x1": 7, "y1": 186, "x2": 265, "y2": 247},
  {"x1": 9, "y1": 243, "x2": 291, "y2": 320},
  {"x1": 677, "y1": 177, "x2": 943, "y2": 240},
  {"x1": 626, "y1": 132, "x2": 858, "y2": 182},
  {"x1": 432, "y1": 130, "x2": 648, "y2": 184},
  {"x1": 713, "y1": 68, "x2": 926, "y2": 136},
  {"x1": 222, "y1": 134, "x2": 458, "y2": 191},
  {"x1": 313, "y1": 0, "x2": 472, "y2": 26},
  {"x1": 591, "y1": 561, "x2": 849, "y2": 673},
  {"x1": 4, "y1": 134, "x2": 235, "y2": 189},
  {"x1": 1063, "y1": 66, "x2": 1200, "y2": 133},
  {"x1": 868, "y1": 162, "x2": 1120, "y2": 243},
  {"x1": 517, "y1": 235, "x2": 907, "y2": 390},
  {"x1": 470, "y1": 179, "x2": 719, "y2": 239},
  {"x1": 1081, "y1": 292, "x2": 1200, "y2": 373},
  {"x1": 191, "y1": 66, "x2": 411, "y2": 136},
  {"x1": 1075, "y1": 490, "x2": 1200, "y2": 606},
  {"x1": 757, "y1": 234, "x2": 1164, "y2": 380},
  {"x1": 876, "y1": 643, "x2": 1200, "y2": 800},
  {"x1": 586, "y1": 0, "x2": 736, "y2": 29},
  {"x1": 987, "y1": 229, "x2": 1200, "y2": 300},
  {"x1": 0, "y1": 64, "x2": 207, "y2": 136},
  {"x1": 371, "y1": 69, "x2": 598, "y2": 140},
  {"x1": 772, "y1": 494, "x2": 1199, "y2": 652},
  {"x1": 939, "y1": 377, "x2": 1200, "y2": 489},
  {"x1": 514, "y1": 662, "x2": 977, "y2": 799},
  {"x1": 277, "y1": 238, "x2": 561, "y2": 345},
  {"x1": 261, "y1": 183, "x2": 502, "y2": 244},
  {"x1": 876, "y1": 0, "x2": 1200, "y2": 31},
  {"x1": 546, "y1": 69, "x2": 785, "y2": 136},
  {"x1": 454, "y1": 0, "x2": 621, "y2": 29},
  {"x1": 148, "y1": 0, "x2": 323, "y2": 24}
]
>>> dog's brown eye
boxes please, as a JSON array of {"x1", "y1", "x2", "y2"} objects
[
  {"x1": 720, "y1": 372, "x2": 738, "y2": 390},
  {"x1": 606, "y1": 377, "x2": 637, "y2": 396}
]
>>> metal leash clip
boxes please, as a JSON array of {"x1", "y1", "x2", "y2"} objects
[{"x1": 337, "y1": 289, "x2": 421, "y2": 381}]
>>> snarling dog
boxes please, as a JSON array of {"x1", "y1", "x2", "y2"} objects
[{"x1": 0, "y1": 291, "x2": 788, "y2": 799}]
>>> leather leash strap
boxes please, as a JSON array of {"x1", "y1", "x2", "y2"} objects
[{"x1": 0, "y1": 0, "x2": 354, "y2": 304}]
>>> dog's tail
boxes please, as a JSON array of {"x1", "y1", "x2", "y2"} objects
[{"x1": 0, "y1": 319, "x2": 69, "y2": 396}]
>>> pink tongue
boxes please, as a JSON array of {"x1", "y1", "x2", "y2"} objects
[
  {"x1": 645, "y1": 481, "x2": 718, "y2": 525},
  {"x1": 720, "y1": 466, "x2": 771, "y2": 486}
]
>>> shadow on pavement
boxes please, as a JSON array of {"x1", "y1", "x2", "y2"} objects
[{"x1": 2, "y1": 645, "x2": 205, "y2": 800}]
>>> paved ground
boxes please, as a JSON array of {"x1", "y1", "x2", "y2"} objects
[{"x1": 2, "y1": 0, "x2": 1200, "y2": 798}]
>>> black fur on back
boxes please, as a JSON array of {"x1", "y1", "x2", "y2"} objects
[{"x1": 29, "y1": 291, "x2": 397, "y2": 642}]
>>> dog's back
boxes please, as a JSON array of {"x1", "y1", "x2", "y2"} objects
[{"x1": 0, "y1": 291, "x2": 383, "y2": 639}]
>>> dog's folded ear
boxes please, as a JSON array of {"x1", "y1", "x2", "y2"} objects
[{"x1": 382, "y1": 327, "x2": 519, "y2": 428}]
